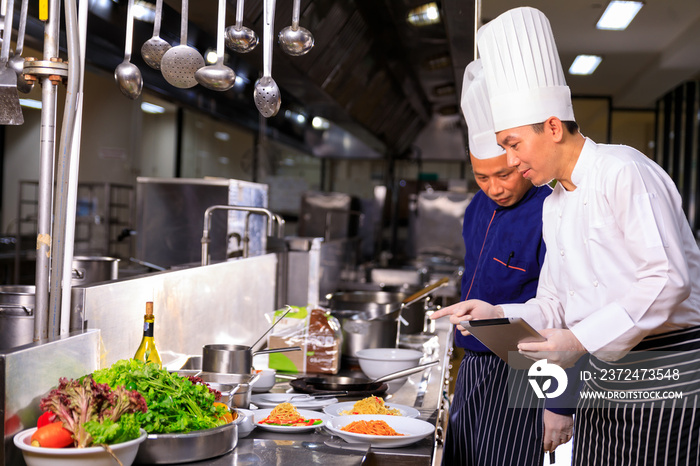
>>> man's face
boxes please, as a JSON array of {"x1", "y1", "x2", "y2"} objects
[
  {"x1": 471, "y1": 153, "x2": 533, "y2": 207},
  {"x1": 496, "y1": 125, "x2": 555, "y2": 187}
]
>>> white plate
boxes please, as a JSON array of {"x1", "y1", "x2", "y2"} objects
[
  {"x1": 255, "y1": 408, "x2": 331, "y2": 432},
  {"x1": 250, "y1": 393, "x2": 338, "y2": 410},
  {"x1": 325, "y1": 415, "x2": 435, "y2": 448},
  {"x1": 323, "y1": 401, "x2": 420, "y2": 418}
]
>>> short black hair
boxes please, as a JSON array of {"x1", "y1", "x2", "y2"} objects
[{"x1": 530, "y1": 120, "x2": 579, "y2": 135}]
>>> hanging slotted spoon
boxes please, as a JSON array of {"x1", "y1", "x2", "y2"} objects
[
  {"x1": 224, "y1": 0, "x2": 258, "y2": 53},
  {"x1": 194, "y1": 0, "x2": 235, "y2": 91},
  {"x1": 253, "y1": 0, "x2": 281, "y2": 118},
  {"x1": 114, "y1": 0, "x2": 143, "y2": 99},
  {"x1": 141, "y1": 0, "x2": 171, "y2": 69},
  {"x1": 161, "y1": 0, "x2": 204, "y2": 89},
  {"x1": 8, "y1": 0, "x2": 33, "y2": 93}
]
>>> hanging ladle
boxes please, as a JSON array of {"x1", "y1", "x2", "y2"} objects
[
  {"x1": 8, "y1": 0, "x2": 34, "y2": 93},
  {"x1": 224, "y1": 0, "x2": 258, "y2": 53},
  {"x1": 278, "y1": 0, "x2": 313, "y2": 56},
  {"x1": 195, "y1": 0, "x2": 236, "y2": 91},
  {"x1": 253, "y1": 0, "x2": 281, "y2": 118},
  {"x1": 141, "y1": 0, "x2": 171, "y2": 70},
  {"x1": 161, "y1": 0, "x2": 205, "y2": 89},
  {"x1": 114, "y1": 0, "x2": 143, "y2": 99}
]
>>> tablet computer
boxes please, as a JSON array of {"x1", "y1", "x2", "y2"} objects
[{"x1": 459, "y1": 317, "x2": 546, "y2": 369}]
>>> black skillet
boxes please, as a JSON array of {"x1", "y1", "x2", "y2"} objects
[{"x1": 294, "y1": 360, "x2": 438, "y2": 392}]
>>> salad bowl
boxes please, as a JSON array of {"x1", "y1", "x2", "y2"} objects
[{"x1": 14, "y1": 428, "x2": 147, "y2": 466}]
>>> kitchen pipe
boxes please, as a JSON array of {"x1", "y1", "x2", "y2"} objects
[
  {"x1": 47, "y1": 0, "x2": 83, "y2": 338},
  {"x1": 59, "y1": 0, "x2": 89, "y2": 335},
  {"x1": 33, "y1": 0, "x2": 62, "y2": 342}
]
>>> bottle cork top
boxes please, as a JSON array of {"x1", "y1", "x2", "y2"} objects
[{"x1": 145, "y1": 301, "x2": 154, "y2": 316}]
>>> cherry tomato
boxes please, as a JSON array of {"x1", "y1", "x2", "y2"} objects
[
  {"x1": 30, "y1": 421, "x2": 74, "y2": 448},
  {"x1": 36, "y1": 411, "x2": 57, "y2": 429}
]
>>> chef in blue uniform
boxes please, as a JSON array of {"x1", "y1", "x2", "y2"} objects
[
  {"x1": 442, "y1": 58, "x2": 575, "y2": 466},
  {"x1": 434, "y1": 7, "x2": 700, "y2": 465}
]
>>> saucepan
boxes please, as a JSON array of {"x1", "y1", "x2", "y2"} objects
[
  {"x1": 294, "y1": 360, "x2": 438, "y2": 392},
  {"x1": 203, "y1": 306, "x2": 300, "y2": 374},
  {"x1": 202, "y1": 344, "x2": 300, "y2": 374}
]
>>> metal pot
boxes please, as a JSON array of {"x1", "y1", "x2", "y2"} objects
[
  {"x1": 329, "y1": 290, "x2": 424, "y2": 335},
  {"x1": 0, "y1": 285, "x2": 35, "y2": 350},
  {"x1": 71, "y1": 256, "x2": 120, "y2": 286},
  {"x1": 330, "y1": 308, "x2": 400, "y2": 363},
  {"x1": 202, "y1": 344, "x2": 301, "y2": 375}
]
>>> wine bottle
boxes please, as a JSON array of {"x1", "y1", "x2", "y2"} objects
[{"x1": 134, "y1": 301, "x2": 162, "y2": 368}]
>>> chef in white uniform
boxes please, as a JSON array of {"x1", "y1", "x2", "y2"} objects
[{"x1": 432, "y1": 6, "x2": 700, "y2": 465}]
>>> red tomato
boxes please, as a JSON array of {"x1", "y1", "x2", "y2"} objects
[
  {"x1": 30, "y1": 421, "x2": 73, "y2": 448},
  {"x1": 36, "y1": 411, "x2": 57, "y2": 429}
]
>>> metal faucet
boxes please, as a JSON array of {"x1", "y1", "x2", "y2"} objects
[{"x1": 201, "y1": 205, "x2": 285, "y2": 265}]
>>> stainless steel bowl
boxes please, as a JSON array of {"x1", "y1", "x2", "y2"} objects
[
  {"x1": 134, "y1": 421, "x2": 238, "y2": 464},
  {"x1": 199, "y1": 372, "x2": 259, "y2": 408}
]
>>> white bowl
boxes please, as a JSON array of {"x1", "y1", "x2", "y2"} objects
[
  {"x1": 251, "y1": 369, "x2": 276, "y2": 393},
  {"x1": 14, "y1": 428, "x2": 147, "y2": 466},
  {"x1": 355, "y1": 348, "x2": 423, "y2": 391},
  {"x1": 235, "y1": 408, "x2": 256, "y2": 438}
]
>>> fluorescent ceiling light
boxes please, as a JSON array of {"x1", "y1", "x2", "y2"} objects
[
  {"x1": 569, "y1": 55, "x2": 603, "y2": 75},
  {"x1": 205, "y1": 49, "x2": 217, "y2": 65},
  {"x1": 407, "y1": 2, "x2": 441, "y2": 26},
  {"x1": 312, "y1": 116, "x2": 330, "y2": 130},
  {"x1": 20, "y1": 98, "x2": 42, "y2": 109},
  {"x1": 214, "y1": 131, "x2": 230, "y2": 141},
  {"x1": 133, "y1": 1, "x2": 155, "y2": 23},
  {"x1": 141, "y1": 102, "x2": 165, "y2": 114},
  {"x1": 596, "y1": 1, "x2": 643, "y2": 30}
]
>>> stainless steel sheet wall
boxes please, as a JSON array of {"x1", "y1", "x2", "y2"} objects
[
  {"x1": 2, "y1": 330, "x2": 100, "y2": 465},
  {"x1": 71, "y1": 254, "x2": 278, "y2": 368}
]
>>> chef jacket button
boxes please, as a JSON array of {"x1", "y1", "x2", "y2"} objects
[
  {"x1": 569, "y1": 290, "x2": 575, "y2": 296},
  {"x1": 593, "y1": 281, "x2": 599, "y2": 287},
  {"x1": 583, "y1": 200, "x2": 587, "y2": 205},
  {"x1": 560, "y1": 250, "x2": 565, "y2": 256}
]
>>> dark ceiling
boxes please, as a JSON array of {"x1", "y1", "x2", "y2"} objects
[
  {"x1": 16, "y1": 1, "x2": 699, "y2": 159},
  {"x1": 22, "y1": 0, "x2": 474, "y2": 158}
]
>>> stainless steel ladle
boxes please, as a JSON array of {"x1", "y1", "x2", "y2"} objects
[
  {"x1": 253, "y1": 0, "x2": 281, "y2": 118},
  {"x1": 7, "y1": 0, "x2": 33, "y2": 93},
  {"x1": 195, "y1": 0, "x2": 236, "y2": 91},
  {"x1": 224, "y1": 0, "x2": 258, "y2": 53},
  {"x1": 278, "y1": 0, "x2": 313, "y2": 56},
  {"x1": 140, "y1": 0, "x2": 171, "y2": 69},
  {"x1": 114, "y1": 0, "x2": 143, "y2": 99}
]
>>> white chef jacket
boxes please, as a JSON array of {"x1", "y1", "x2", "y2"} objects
[{"x1": 501, "y1": 138, "x2": 700, "y2": 360}]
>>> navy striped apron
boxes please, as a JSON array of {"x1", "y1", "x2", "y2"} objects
[
  {"x1": 574, "y1": 326, "x2": 700, "y2": 466},
  {"x1": 442, "y1": 351, "x2": 544, "y2": 466}
]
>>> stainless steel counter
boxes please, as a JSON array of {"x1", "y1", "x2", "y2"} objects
[{"x1": 153, "y1": 320, "x2": 454, "y2": 466}]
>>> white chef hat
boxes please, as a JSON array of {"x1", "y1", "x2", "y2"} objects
[
  {"x1": 460, "y1": 59, "x2": 506, "y2": 159},
  {"x1": 476, "y1": 6, "x2": 575, "y2": 132}
]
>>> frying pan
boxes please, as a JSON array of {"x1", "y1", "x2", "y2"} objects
[{"x1": 296, "y1": 360, "x2": 438, "y2": 391}]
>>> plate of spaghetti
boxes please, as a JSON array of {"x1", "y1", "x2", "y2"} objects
[
  {"x1": 255, "y1": 403, "x2": 331, "y2": 432},
  {"x1": 326, "y1": 414, "x2": 435, "y2": 448},
  {"x1": 323, "y1": 396, "x2": 420, "y2": 418}
]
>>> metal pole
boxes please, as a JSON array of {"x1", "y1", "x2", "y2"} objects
[
  {"x1": 48, "y1": 0, "x2": 81, "y2": 338},
  {"x1": 33, "y1": 0, "x2": 61, "y2": 342}
]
